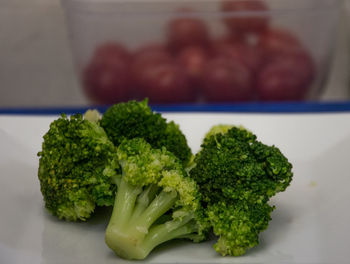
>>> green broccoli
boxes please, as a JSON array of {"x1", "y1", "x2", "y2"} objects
[
  {"x1": 105, "y1": 138, "x2": 208, "y2": 260},
  {"x1": 189, "y1": 126, "x2": 293, "y2": 256},
  {"x1": 100, "y1": 99, "x2": 192, "y2": 166},
  {"x1": 37, "y1": 114, "x2": 119, "y2": 221},
  {"x1": 37, "y1": 108, "x2": 293, "y2": 259},
  {"x1": 83, "y1": 109, "x2": 101, "y2": 123},
  {"x1": 204, "y1": 124, "x2": 235, "y2": 139},
  {"x1": 208, "y1": 201, "x2": 274, "y2": 256}
]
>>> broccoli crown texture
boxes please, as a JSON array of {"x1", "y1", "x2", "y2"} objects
[
  {"x1": 208, "y1": 201, "x2": 274, "y2": 256},
  {"x1": 37, "y1": 114, "x2": 119, "y2": 221},
  {"x1": 105, "y1": 138, "x2": 208, "y2": 260},
  {"x1": 204, "y1": 124, "x2": 235, "y2": 139},
  {"x1": 100, "y1": 99, "x2": 192, "y2": 166},
  {"x1": 189, "y1": 126, "x2": 293, "y2": 256},
  {"x1": 191, "y1": 126, "x2": 293, "y2": 204}
]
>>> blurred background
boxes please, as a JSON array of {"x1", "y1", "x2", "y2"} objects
[{"x1": 0, "y1": 0, "x2": 349, "y2": 107}]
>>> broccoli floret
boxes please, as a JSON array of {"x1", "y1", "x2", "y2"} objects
[
  {"x1": 208, "y1": 201, "x2": 274, "y2": 256},
  {"x1": 37, "y1": 114, "x2": 119, "y2": 221},
  {"x1": 100, "y1": 99, "x2": 192, "y2": 166},
  {"x1": 105, "y1": 138, "x2": 208, "y2": 260},
  {"x1": 190, "y1": 126, "x2": 293, "y2": 256},
  {"x1": 84, "y1": 109, "x2": 101, "y2": 123},
  {"x1": 204, "y1": 124, "x2": 235, "y2": 139}
]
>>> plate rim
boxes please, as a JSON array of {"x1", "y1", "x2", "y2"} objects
[{"x1": 1, "y1": 101, "x2": 350, "y2": 115}]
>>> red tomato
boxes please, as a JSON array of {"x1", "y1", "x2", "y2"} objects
[
  {"x1": 134, "y1": 60, "x2": 195, "y2": 103},
  {"x1": 131, "y1": 45, "x2": 173, "y2": 80},
  {"x1": 167, "y1": 13, "x2": 209, "y2": 52},
  {"x1": 256, "y1": 52, "x2": 315, "y2": 101},
  {"x1": 213, "y1": 41, "x2": 263, "y2": 72},
  {"x1": 221, "y1": 0, "x2": 270, "y2": 35},
  {"x1": 211, "y1": 34, "x2": 242, "y2": 48},
  {"x1": 177, "y1": 46, "x2": 209, "y2": 85},
  {"x1": 82, "y1": 43, "x2": 131, "y2": 104},
  {"x1": 258, "y1": 28, "x2": 304, "y2": 59},
  {"x1": 83, "y1": 60, "x2": 130, "y2": 104},
  {"x1": 133, "y1": 43, "x2": 169, "y2": 58},
  {"x1": 131, "y1": 45, "x2": 173, "y2": 99},
  {"x1": 201, "y1": 56, "x2": 254, "y2": 102},
  {"x1": 92, "y1": 42, "x2": 131, "y2": 65}
]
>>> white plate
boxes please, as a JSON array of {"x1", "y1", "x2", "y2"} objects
[{"x1": 1, "y1": 113, "x2": 350, "y2": 264}]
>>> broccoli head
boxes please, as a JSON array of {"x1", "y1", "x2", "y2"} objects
[
  {"x1": 208, "y1": 201, "x2": 274, "y2": 256},
  {"x1": 37, "y1": 114, "x2": 119, "y2": 221},
  {"x1": 83, "y1": 109, "x2": 101, "y2": 123},
  {"x1": 105, "y1": 138, "x2": 208, "y2": 260},
  {"x1": 204, "y1": 124, "x2": 235, "y2": 139},
  {"x1": 189, "y1": 126, "x2": 293, "y2": 256},
  {"x1": 191, "y1": 126, "x2": 293, "y2": 204},
  {"x1": 100, "y1": 99, "x2": 192, "y2": 166}
]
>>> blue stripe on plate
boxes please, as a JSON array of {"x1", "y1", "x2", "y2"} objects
[{"x1": 1, "y1": 101, "x2": 350, "y2": 115}]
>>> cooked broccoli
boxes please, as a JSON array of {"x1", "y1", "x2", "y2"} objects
[
  {"x1": 189, "y1": 126, "x2": 293, "y2": 256},
  {"x1": 100, "y1": 99, "x2": 192, "y2": 166},
  {"x1": 208, "y1": 201, "x2": 274, "y2": 256},
  {"x1": 84, "y1": 109, "x2": 101, "y2": 123},
  {"x1": 204, "y1": 124, "x2": 235, "y2": 139},
  {"x1": 105, "y1": 138, "x2": 208, "y2": 260},
  {"x1": 37, "y1": 114, "x2": 119, "y2": 221},
  {"x1": 37, "y1": 106, "x2": 293, "y2": 259}
]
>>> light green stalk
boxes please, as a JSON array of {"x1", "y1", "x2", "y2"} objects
[{"x1": 105, "y1": 179, "x2": 198, "y2": 260}]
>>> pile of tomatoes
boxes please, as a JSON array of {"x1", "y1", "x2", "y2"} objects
[{"x1": 83, "y1": 0, "x2": 315, "y2": 104}]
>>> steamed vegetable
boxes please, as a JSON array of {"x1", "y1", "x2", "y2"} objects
[
  {"x1": 37, "y1": 99, "x2": 293, "y2": 259},
  {"x1": 190, "y1": 126, "x2": 293, "y2": 256},
  {"x1": 105, "y1": 138, "x2": 208, "y2": 259},
  {"x1": 37, "y1": 114, "x2": 119, "y2": 221},
  {"x1": 100, "y1": 99, "x2": 192, "y2": 166}
]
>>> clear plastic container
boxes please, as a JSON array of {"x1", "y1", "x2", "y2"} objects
[{"x1": 61, "y1": 0, "x2": 341, "y2": 105}]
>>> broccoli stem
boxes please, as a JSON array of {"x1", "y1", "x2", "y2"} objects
[
  {"x1": 105, "y1": 178, "x2": 194, "y2": 260},
  {"x1": 129, "y1": 184, "x2": 159, "y2": 223},
  {"x1": 109, "y1": 178, "x2": 142, "y2": 229},
  {"x1": 141, "y1": 219, "x2": 198, "y2": 254},
  {"x1": 131, "y1": 189, "x2": 177, "y2": 234}
]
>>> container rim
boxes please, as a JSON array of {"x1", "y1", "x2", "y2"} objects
[{"x1": 61, "y1": 0, "x2": 342, "y2": 15}]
